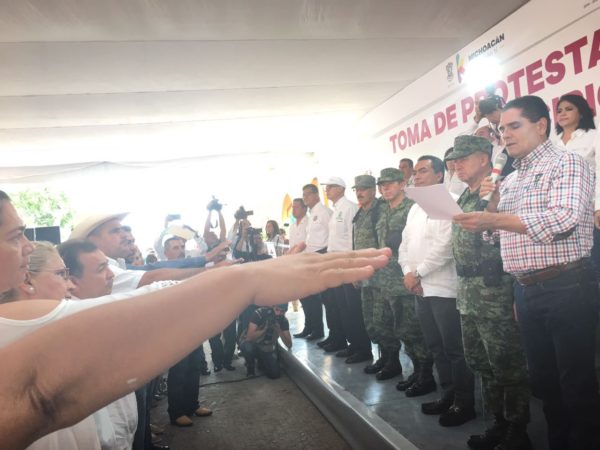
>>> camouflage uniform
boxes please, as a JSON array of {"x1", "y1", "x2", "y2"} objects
[
  {"x1": 448, "y1": 138, "x2": 530, "y2": 425},
  {"x1": 369, "y1": 170, "x2": 431, "y2": 369},
  {"x1": 353, "y1": 192, "x2": 383, "y2": 344}
]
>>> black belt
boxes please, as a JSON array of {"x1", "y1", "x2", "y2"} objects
[{"x1": 515, "y1": 258, "x2": 588, "y2": 286}]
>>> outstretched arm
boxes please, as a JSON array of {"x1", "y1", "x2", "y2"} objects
[{"x1": 0, "y1": 248, "x2": 390, "y2": 450}]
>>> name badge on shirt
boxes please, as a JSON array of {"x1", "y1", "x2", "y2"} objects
[{"x1": 336, "y1": 212, "x2": 343, "y2": 222}]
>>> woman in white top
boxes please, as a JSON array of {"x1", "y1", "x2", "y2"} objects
[
  {"x1": 1, "y1": 241, "x2": 101, "y2": 450},
  {"x1": 265, "y1": 220, "x2": 285, "y2": 257},
  {"x1": 0, "y1": 190, "x2": 391, "y2": 450},
  {"x1": 552, "y1": 94, "x2": 599, "y2": 279}
]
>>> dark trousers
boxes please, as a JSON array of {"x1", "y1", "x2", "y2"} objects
[
  {"x1": 514, "y1": 264, "x2": 600, "y2": 450},
  {"x1": 240, "y1": 341, "x2": 281, "y2": 379},
  {"x1": 324, "y1": 286, "x2": 346, "y2": 344},
  {"x1": 337, "y1": 283, "x2": 372, "y2": 354},
  {"x1": 167, "y1": 345, "x2": 203, "y2": 421},
  {"x1": 209, "y1": 320, "x2": 237, "y2": 366},
  {"x1": 299, "y1": 293, "x2": 323, "y2": 335},
  {"x1": 416, "y1": 296, "x2": 474, "y2": 407}
]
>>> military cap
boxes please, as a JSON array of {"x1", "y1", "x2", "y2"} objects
[
  {"x1": 445, "y1": 135, "x2": 492, "y2": 161},
  {"x1": 352, "y1": 174, "x2": 376, "y2": 189},
  {"x1": 377, "y1": 168, "x2": 404, "y2": 184}
]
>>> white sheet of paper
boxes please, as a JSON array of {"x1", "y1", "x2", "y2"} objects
[{"x1": 404, "y1": 184, "x2": 463, "y2": 220}]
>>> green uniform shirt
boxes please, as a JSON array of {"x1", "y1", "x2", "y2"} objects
[
  {"x1": 452, "y1": 187, "x2": 513, "y2": 318},
  {"x1": 371, "y1": 196, "x2": 414, "y2": 296}
]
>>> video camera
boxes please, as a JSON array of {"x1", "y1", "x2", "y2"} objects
[
  {"x1": 234, "y1": 205, "x2": 254, "y2": 221},
  {"x1": 207, "y1": 196, "x2": 223, "y2": 212},
  {"x1": 478, "y1": 86, "x2": 505, "y2": 116}
]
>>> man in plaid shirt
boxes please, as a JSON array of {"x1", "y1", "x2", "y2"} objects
[{"x1": 455, "y1": 95, "x2": 600, "y2": 450}]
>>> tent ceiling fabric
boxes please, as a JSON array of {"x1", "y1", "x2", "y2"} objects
[{"x1": 0, "y1": 0, "x2": 527, "y2": 169}]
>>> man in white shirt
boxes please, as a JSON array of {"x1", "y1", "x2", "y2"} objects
[
  {"x1": 292, "y1": 184, "x2": 332, "y2": 340},
  {"x1": 288, "y1": 198, "x2": 308, "y2": 254},
  {"x1": 69, "y1": 213, "x2": 217, "y2": 294},
  {"x1": 320, "y1": 177, "x2": 371, "y2": 362},
  {"x1": 399, "y1": 155, "x2": 475, "y2": 427}
]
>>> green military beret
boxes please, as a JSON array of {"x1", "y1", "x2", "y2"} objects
[
  {"x1": 377, "y1": 167, "x2": 404, "y2": 185},
  {"x1": 445, "y1": 135, "x2": 492, "y2": 161},
  {"x1": 352, "y1": 174, "x2": 376, "y2": 189}
]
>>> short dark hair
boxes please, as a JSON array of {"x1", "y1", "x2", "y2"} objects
[
  {"x1": 555, "y1": 94, "x2": 596, "y2": 135},
  {"x1": 400, "y1": 158, "x2": 414, "y2": 168},
  {"x1": 417, "y1": 155, "x2": 445, "y2": 183},
  {"x1": 293, "y1": 198, "x2": 306, "y2": 208},
  {"x1": 58, "y1": 240, "x2": 99, "y2": 278},
  {"x1": 503, "y1": 95, "x2": 551, "y2": 138},
  {"x1": 302, "y1": 184, "x2": 318, "y2": 194},
  {"x1": 0, "y1": 190, "x2": 10, "y2": 226}
]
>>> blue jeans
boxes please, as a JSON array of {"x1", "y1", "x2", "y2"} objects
[{"x1": 514, "y1": 263, "x2": 600, "y2": 450}]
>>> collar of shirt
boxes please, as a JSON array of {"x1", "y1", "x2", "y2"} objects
[{"x1": 513, "y1": 139, "x2": 553, "y2": 171}]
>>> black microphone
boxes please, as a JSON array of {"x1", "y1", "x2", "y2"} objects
[{"x1": 480, "y1": 152, "x2": 508, "y2": 209}]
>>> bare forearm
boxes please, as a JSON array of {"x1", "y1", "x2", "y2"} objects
[
  {"x1": 0, "y1": 248, "x2": 391, "y2": 448},
  {"x1": 490, "y1": 213, "x2": 527, "y2": 234},
  {"x1": 139, "y1": 267, "x2": 205, "y2": 285}
]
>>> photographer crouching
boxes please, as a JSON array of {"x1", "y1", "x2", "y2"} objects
[{"x1": 239, "y1": 305, "x2": 292, "y2": 378}]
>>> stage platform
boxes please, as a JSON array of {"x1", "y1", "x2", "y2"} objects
[{"x1": 282, "y1": 309, "x2": 549, "y2": 450}]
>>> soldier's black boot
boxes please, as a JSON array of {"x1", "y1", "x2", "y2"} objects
[
  {"x1": 396, "y1": 360, "x2": 420, "y2": 391},
  {"x1": 376, "y1": 348, "x2": 402, "y2": 380},
  {"x1": 467, "y1": 414, "x2": 508, "y2": 449},
  {"x1": 493, "y1": 423, "x2": 532, "y2": 450},
  {"x1": 405, "y1": 359, "x2": 437, "y2": 397},
  {"x1": 364, "y1": 345, "x2": 386, "y2": 374}
]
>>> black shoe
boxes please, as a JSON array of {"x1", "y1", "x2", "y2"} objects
[
  {"x1": 468, "y1": 417, "x2": 508, "y2": 449},
  {"x1": 493, "y1": 423, "x2": 532, "y2": 450},
  {"x1": 364, "y1": 357, "x2": 385, "y2": 374},
  {"x1": 335, "y1": 347, "x2": 354, "y2": 358},
  {"x1": 345, "y1": 352, "x2": 373, "y2": 364},
  {"x1": 376, "y1": 363, "x2": 402, "y2": 381},
  {"x1": 439, "y1": 405, "x2": 476, "y2": 427},
  {"x1": 223, "y1": 363, "x2": 236, "y2": 371},
  {"x1": 306, "y1": 332, "x2": 325, "y2": 341},
  {"x1": 421, "y1": 397, "x2": 453, "y2": 415},
  {"x1": 323, "y1": 342, "x2": 347, "y2": 353},
  {"x1": 200, "y1": 368, "x2": 211, "y2": 376},
  {"x1": 150, "y1": 445, "x2": 170, "y2": 450},
  {"x1": 396, "y1": 373, "x2": 417, "y2": 391},
  {"x1": 293, "y1": 330, "x2": 311, "y2": 338},
  {"x1": 316, "y1": 337, "x2": 332, "y2": 348},
  {"x1": 405, "y1": 379, "x2": 436, "y2": 397},
  {"x1": 214, "y1": 364, "x2": 223, "y2": 373},
  {"x1": 246, "y1": 366, "x2": 255, "y2": 377}
]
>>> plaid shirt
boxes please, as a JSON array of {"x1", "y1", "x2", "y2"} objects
[{"x1": 497, "y1": 140, "x2": 594, "y2": 275}]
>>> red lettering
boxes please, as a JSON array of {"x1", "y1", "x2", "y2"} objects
[
  {"x1": 420, "y1": 119, "x2": 432, "y2": 141},
  {"x1": 507, "y1": 69, "x2": 525, "y2": 98},
  {"x1": 407, "y1": 123, "x2": 420, "y2": 146},
  {"x1": 589, "y1": 28, "x2": 600, "y2": 69},
  {"x1": 446, "y1": 104, "x2": 458, "y2": 130},
  {"x1": 389, "y1": 134, "x2": 398, "y2": 153},
  {"x1": 433, "y1": 111, "x2": 446, "y2": 135},
  {"x1": 398, "y1": 130, "x2": 407, "y2": 150},
  {"x1": 525, "y1": 59, "x2": 544, "y2": 94},
  {"x1": 564, "y1": 36, "x2": 587, "y2": 75},
  {"x1": 460, "y1": 97, "x2": 474, "y2": 123},
  {"x1": 545, "y1": 50, "x2": 565, "y2": 85}
]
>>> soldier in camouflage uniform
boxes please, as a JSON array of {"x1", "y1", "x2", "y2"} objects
[
  {"x1": 351, "y1": 175, "x2": 384, "y2": 372},
  {"x1": 360, "y1": 168, "x2": 434, "y2": 388},
  {"x1": 447, "y1": 135, "x2": 531, "y2": 450}
]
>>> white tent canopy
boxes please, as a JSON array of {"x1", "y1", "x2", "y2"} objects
[{"x1": 0, "y1": 0, "x2": 527, "y2": 243}]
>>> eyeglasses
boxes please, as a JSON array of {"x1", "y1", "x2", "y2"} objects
[{"x1": 30, "y1": 268, "x2": 70, "y2": 280}]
